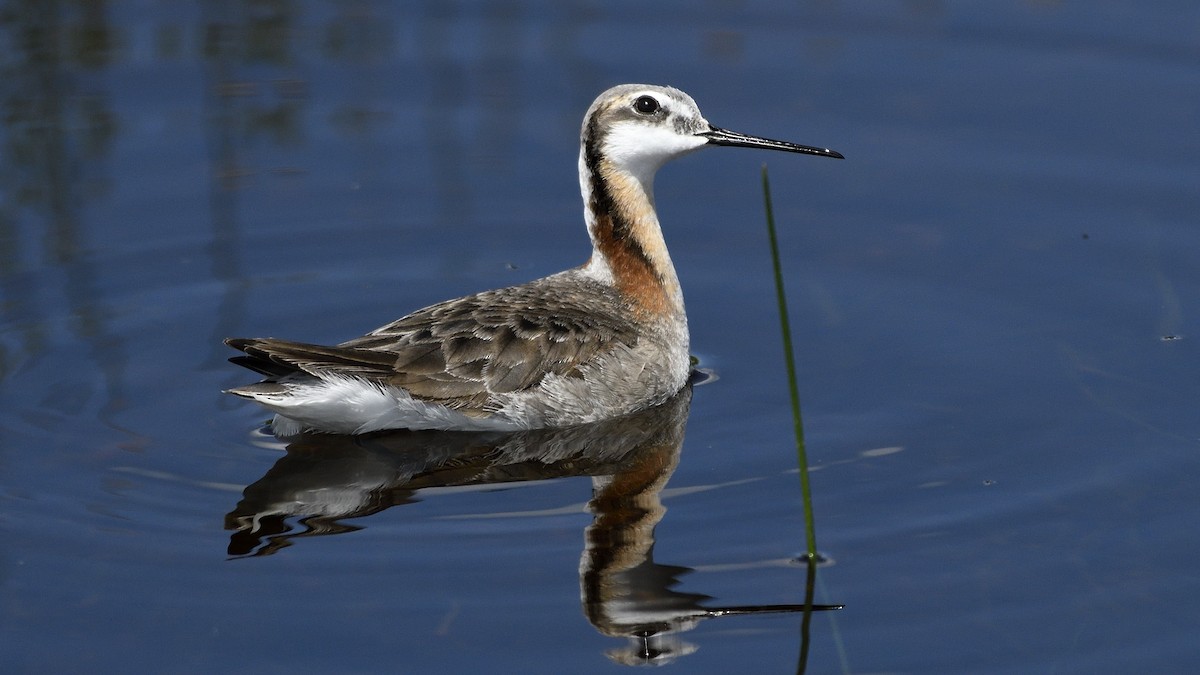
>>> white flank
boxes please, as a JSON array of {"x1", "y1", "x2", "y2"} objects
[{"x1": 245, "y1": 374, "x2": 525, "y2": 435}]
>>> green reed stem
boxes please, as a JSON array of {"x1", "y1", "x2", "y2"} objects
[{"x1": 761, "y1": 165, "x2": 818, "y2": 559}]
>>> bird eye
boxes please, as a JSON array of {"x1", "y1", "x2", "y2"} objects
[{"x1": 633, "y1": 95, "x2": 660, "y2": 115}]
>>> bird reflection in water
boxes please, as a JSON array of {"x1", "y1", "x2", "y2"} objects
[{"x1": 225, "y1": 380, "x2": 839, "y2": 665}]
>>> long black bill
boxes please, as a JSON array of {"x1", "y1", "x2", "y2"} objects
[{"x1": 699, "y1": 126, "x2": 843, "y2": 159}]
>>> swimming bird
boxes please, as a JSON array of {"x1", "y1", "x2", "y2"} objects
[{"x1": 225, "y1": 84, "x2": 842, "y2": 435}]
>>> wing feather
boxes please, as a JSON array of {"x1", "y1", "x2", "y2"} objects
[{"x1": 225, "y1": 273, "x2": 640, "y2": 415}]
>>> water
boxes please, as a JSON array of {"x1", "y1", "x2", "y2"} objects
[{"x1": 2, "y1": 2, "x2": 1198, "y2": 672}]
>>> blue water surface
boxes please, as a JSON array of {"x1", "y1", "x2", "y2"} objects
[{"x1": 1, "y1": 2, "x2": 1198, "y2": 673}]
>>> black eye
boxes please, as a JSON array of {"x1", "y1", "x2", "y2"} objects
[{"x1": 633, "y1": 95, "x2": 660, "y2": 115}]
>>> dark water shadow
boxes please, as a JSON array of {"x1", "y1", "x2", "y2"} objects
[
  {"x1": 225, "y1": 382, "x2": 838, "y2": 665},
  {"x1": 0, "y1": 2, "x2": 128, "y2": 433}
]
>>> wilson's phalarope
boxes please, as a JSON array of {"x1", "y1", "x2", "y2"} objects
[{"x1": 226, "y1": 84, "x2": 842, "y2": 435}]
